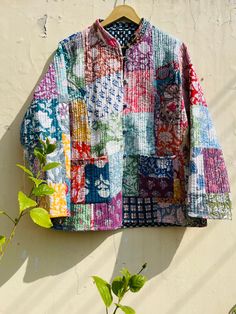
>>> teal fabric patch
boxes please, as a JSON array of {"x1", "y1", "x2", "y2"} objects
[{"x1": 123, "y1": 112, "x2": 155, "y2": 155}]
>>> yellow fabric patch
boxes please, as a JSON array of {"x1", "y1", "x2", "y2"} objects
[
  {"x1": 62, "y1": 133, "x2": 71, "y2": 178},
  {"x1": 174, "y1": 178, "x2": 185, "y2": 203},
  {"x1": 48, "y1": 182, "x2": 68, "y2": 217},
  {"x1": 70, "y1": 99, "x2": 91, "y2": 142}
]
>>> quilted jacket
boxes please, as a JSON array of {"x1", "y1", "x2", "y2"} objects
[{"x1": 20, "y1": 17, "x2": 232, "y2": 231}]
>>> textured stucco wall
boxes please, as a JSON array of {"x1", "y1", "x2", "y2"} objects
[{"x1": 0, "y1": 1, "x2": 236, "y2": 313}]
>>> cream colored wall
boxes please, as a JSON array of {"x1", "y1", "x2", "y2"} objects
[{"x1": 0, "y1": 0, "x2": 236, "y2": 313}]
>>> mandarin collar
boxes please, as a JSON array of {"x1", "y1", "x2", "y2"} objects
[{"x1": 93, "y1": 17, "x2": 150, "y2": 48}]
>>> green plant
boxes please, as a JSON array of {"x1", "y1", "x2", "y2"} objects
[
  {"x1": 229, "y1": 305, "x2": 236, "y2": 314},
  {"x1": 0, "y1": 138, "x2": 60, "y2": 261},
  {"x1": 92, "y1": 263, "x2": 147, "y2": 314}
]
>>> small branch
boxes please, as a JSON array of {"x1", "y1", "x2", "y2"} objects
[
  {"x1": 2, "y1": 212, "x2": 16, "y2": 224},
  {"x1": 0, "y1": 212, "x2": 23, "y2": 262},
  {"x1": 137, "y1": 263, "x2": 147, "y2": 274}
]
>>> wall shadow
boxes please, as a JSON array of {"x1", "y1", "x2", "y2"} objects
[
  {"x1": 0, "y1": 52, "x2": 111, "y2": 285},
  {"x1": 0, "y1": 50, "x2": 183, "y2": 287},
  {"x1": 110, "y1": 227, "x2": 185, "y2": 280}
]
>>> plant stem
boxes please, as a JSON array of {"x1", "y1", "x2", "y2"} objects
[
  {"x1": 0, "y1": 212, "x2": 23, "y2": 262},
  {"x1": 2, "y1": 212, "x2": 16, "y2": 224},
  {"x1": 113, "y1": 298, "x2": 121, "y2": 314},
  {"x1": 106, "y1": 307, "x2": 108, "y2": 314}
]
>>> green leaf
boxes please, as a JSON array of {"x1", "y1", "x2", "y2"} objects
[
  {"x1": 92, "y1": 276, "x2": 113, "y2": 308},
  {"x1": 32, "y1": 184, "x2": 55, "y2": 197},
  {"x1": 16, "y1": 163, "x2": 34, "y2": 176},
  {"x1": 0, "y1": 210, "x2": 6, "y2": 215},
  {"x1": 129, "y1": 274, "x2": 146, "y2": 293},
  {"x1": 112, "y1": 276, "x2": 126, "y2": 298},
  {"x1": 39, "y1": 138, "x2": 47, "y2": 151},
  {"x1": 120, "y1": 268, "x2": 131, "y2": 287},
  {"x1": 30, "y1": 207, "x2": 53, "y2": 228},
  {"x1": 29, "y1": 177, "x2": 46, "y2": 187},
  {"x1": 0, "y1": 235, "x2": 6, "y2": 247},
  {"x1": 34, "y1": 148, "x2": 46, "y2": 164},
  {"x1": 115, "y1": 304, "x2": 135, "y2": 314},
  {"x1": 18, "y1": 191, "x2": 37, "y2": 214},
  {"x1": 42, "y1": 162, "x2": 60, "y2": 171},
  {"x1": 46, "y1": 144, "x2": 56, "y2": 154}
]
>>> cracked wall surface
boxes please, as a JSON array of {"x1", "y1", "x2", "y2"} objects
[{"x1": 0, "y1": 1, "x2": 236, "y2": 314}]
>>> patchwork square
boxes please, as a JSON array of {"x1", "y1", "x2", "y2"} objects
[
  {"x1": 71, "y1": 156, "x2": 111, "y2": 204},
  {"x1": 203, "y1": 148, "x2": 230, "y2": 193},
  {"x1": 86, "y1": 72, "x2": 123, "y2": 120},
  {"x1": 109, "y1": 152, "x2": 123, "y2": 197},
  {"x1": 70, "y1": 99, "x2": 91, "y2": 143},
  {"x1": 93, "y1": 192, "x2": 123, "y2": 230},
  {"x1": 191, "y1": 105, "x2": 220, "y2": 148},
  {"x1": 125, "y1": 25, "x2": 153, "y2": 72},
  {"x1": 85, "y1": 156, "x2": 111, "y2": 203},
  {"x1": 48, "y1": 182, "x2": 68, "y2": 217},
  {"x1": 72, "y1": 141, "x2": 91, "y2": 160},
  {"x1": 85, "y1": 47, "x2": 122, "y2": 84},
  {"x1": 91, "y1": 114, "x2": 123, "y2": 156},
  {"x1": 52, "y1": 203, "x2": 92, "y2": 231},
  {"x1": 138, "y1": 155, "x2": 175, "y2": 198},
  {"x1": 123, "y1": 112, "x2": 155, "y2": 155},
  {"x1": 155, "y1": 122, "x2": 182, "y2": 155},
  {"x1": 123, "y1": 156, "x2": 139, "y2": 196},
  {"x1": 188, "y1": 147, "x2": 206, "y2": 195},
  {"x1": 123, "y1": 70, "x2": 155, "y2": 113},
  {"x1": 71, "y1": 163, "x2": 86, "y2": 204},
  {"x1": 33, "y1": 63, "x2": 58, "y2": 100}
]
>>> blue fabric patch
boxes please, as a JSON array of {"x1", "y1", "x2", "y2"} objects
[
  {"x1": 20, "y1": 98, "x2": 62, "y2": 150},
  {"x1": 123, "y1": 112, "x2": 155, "y2": 155},
  {"x1": 86, "y1": 72, "x2": 123, "y2": 121},
  {"x1": 109, "y1": 152, "x2": 123, "y2": 197},
  {"x1": 191, "y1": 105, "x2": 220, "y2": 148},
  {"x1": 139, "y1": 155, "x2": 174, "y2": 179},
  {"x1": 85, "y1": 159, "x2": 111, "y2": 203}
]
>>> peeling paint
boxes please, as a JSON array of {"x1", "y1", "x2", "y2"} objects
[{"x1": 37, "y1": 14, "x2": 48, "y2": 38}]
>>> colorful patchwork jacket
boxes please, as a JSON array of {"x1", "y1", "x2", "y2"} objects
[{"x1": 20, "y1": 17, "x2": 232, "y2": 231}]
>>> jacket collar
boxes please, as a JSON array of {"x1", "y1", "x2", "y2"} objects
[{"x1": 93, "y1": 17, "x2": 150, "y2": 49}]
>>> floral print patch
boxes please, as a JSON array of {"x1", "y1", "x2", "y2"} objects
[
  {"x1": 91, "y1": 115, "x2": 123, "y2": 156},
  {"x1": 123, "y1": 70, "x2": 155, "y2": 113},
  {"x1": 71, "y1": 156, "x2": 111, "y2": 204},
  {"x1": 123, "y1": 156, "x2": 139, "y2": 196},
  {"x1": 93, "y1": 192, "x2": 123, "y2": 230},
  {"x1": 138, "y1": 155, "x2": 175, "y2": 198},
  {"x1": 123, "y1": 112, "x2": 155, "y2": 155},
  {"x1": 190, "y1": 105, "x2": 220, "y2": 148},
  {"x1": 203, "y1": 148, "x2": 230, "y2": 193}
]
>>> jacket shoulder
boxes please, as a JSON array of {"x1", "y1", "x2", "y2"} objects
[{"x1": 151, "y1": 23, "x2": 184, "y2": 64}]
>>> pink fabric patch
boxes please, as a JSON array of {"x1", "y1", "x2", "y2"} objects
[
  {"x1": 203, "y1": 148, "x2": 230, "y2": 193},
  {"x1": 123, "y1": 70, "x2": 155, "y2": 113},
  {"x1": 93, "y1": 192, "x2": 123, "y2": 230},
  {"x1": 34, "y1": 63, "x2": 58, "y2": 99}
]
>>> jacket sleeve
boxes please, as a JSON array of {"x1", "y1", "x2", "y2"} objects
[
  {"x1": 20, "y1": 41, "x2": 71, "y2": 218},
  {"x1": 179, "y1": 42, "x2": 232, "y2": 219}
]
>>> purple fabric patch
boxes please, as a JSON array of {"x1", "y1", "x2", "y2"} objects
[
  {"x1": 125, "y1": 25, "x2": 153, "y2": 72},
  {"x1": 34, "y1": 63, "x2": 59, "y2": 100},
  {"x1": 139, "y1": 175, "x2": 173, "y2": 198},
  {"x1": 93, "y1": 192, "x2": 123, "y2": 230},
  {"x1": 203, "y1": 148, "x2": 230, "y2": 193}
]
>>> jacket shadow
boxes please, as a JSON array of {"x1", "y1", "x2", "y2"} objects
[{"x1": 0, "y1": 52, "x2": 185, "y2": 286}]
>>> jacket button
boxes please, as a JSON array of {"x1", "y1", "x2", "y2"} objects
[{"x1": 123, "y1": 79, "x2": 128, "y2": 85}]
